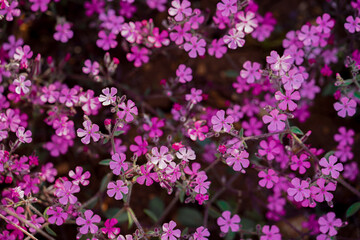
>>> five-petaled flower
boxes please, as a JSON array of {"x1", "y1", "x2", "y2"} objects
[
  {"x1": 107, "y1": 180, "x2": 129, "y2": 200},
  {"x1": 161, "y1": 220, "x2": 181, "y2": 240},
  {"x1": 287, "y1": 177, "x2": 311, "y2": 202},
  {"x1": 319, "y1": 155, "x2": 343, "y2": 179},
  {"x1": 217, "y1": 211, "x2": 241, "y2": 233},
  {"x1": 211, "y1": 110, "x2": 234, "y2": 132},
  {"x1": 333, "y1": 97, "x2": 357, "y2": 118},
  {"x1": 76, "y1": 210, "x2": 101, "y2": 234},
  {"x1": 77, "y1": 120, "x2": 100, "y2": 144},
  {"x1": 117, "y1": 99, "x2": 138, "y2": 122}
]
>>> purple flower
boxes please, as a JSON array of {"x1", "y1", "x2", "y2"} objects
[
  {"x1": 217, "y1": 211, "x2": 240, "y2": 233},
  {"x1": 76, "y1": 210, "x2": 101, "y2": 234},
  {"x1": 47, "y1": 207, "x2": 68, "y2": 226},
  {"x1": 55, "y1": 180, "x2": 80, "y2": 205},
  {"x1": 117, "y1": 99, "x2": 138, "y2": 122},
  {"x1": 298, "y1": 25, "x2": 320, "y2": 46},
  {"x1": 150, "y1": 146, "x2": 173, "y2": 169},
  {"x1": 176, "y1": 147, "x2": 196, "y2": 162},
  {"x1": 290, "y1": 154, "x2": 310, "y2": 174},
  {"x1": 334, "y1": 126, "x2": 354, "y2": 146},
  {"x1": 69, "y1": 166, "x2": 91, "y2": 186},
  {"x1": 136, "y1": 164, "x2": 158, "y2": 186},
  {"x1": 29, "y1": 0, "x2": 50, "y2": 12},
  {"x1": 99, "y1": 87, "x2": 117, "y2": 106},
  {"x1": 13, "y1": 75, "x2": 31, "y2": 95},
  {"x1": 129, "y1": 136, "x2": 148, "y2": 156},
  {"x1": 240, "y1": 61, "x2": 261, "y2": 83},
  {"x1": 261, "y1": 225, "x2": 281, "y2": 240},
  {"x1": 226, "y1": 149, "x2": 249, "y2": 172},
  {"x1": 345, "y1": 16, "x2": 360, "y2": 33},
  {"x1": 319, "y1": 155, "x2": 343, "y2": 179},
  {"x1": 262, "y1": 109, "x2": 287, "y2": 132},
  {"x1": 183, "y1": 36, "x2": 206, "y2": 58},
  {"x1": 223, "y1": 28, "x2": 245, "y2": 49},
  {"x1": 168, "y1": 0, "x2": 192, "y2": 22},
  {"x1": 82, "y1": 59, "x2": 100, "y2": 75},
  {"x1": 236, "y1": 11, "x2": 258, "y2": 34},
  {"x1": 77, "y1": 120, "x2": 100, "y2": 144},
  {"x1": 176, "y1": 64, "x2": 192, "y2": 83},
  {"x1": 16, "y1": 126, "x2": 32, "y2": 143},
  {"x1": 316, "y1": 13, "x2": 334, "y2": 34},
  {"x1": 96, "y1": 30, "x2": 118, "y2": 51},
  {"x1": 185, "y1": 88, "x2": 203, "y2": 104},
  {"x1": 107, "y1": 180, "x2": 128, "y2": 200},
  {"x1": 334, "y1": 97, "x2": 357, "y2": 118},
  {"x1": 208, "y1": 38, "x2": 227, "y2": 58},
  {"x1": 161, "y1": 220, "x2": 181, "y2": 240},
  {"x1": 3, "y1": 35, "x2": 23, "y2": 57},
  {"x1": 101, "y1": 218, "x2": 120, "y2": 239},
  {"x1": 193, "y1": 226, "x2": 210, "y2": 240},
  {"x1": 266, "y1": 50, "x2": 293, "y2": 74},
  {"x1": 126, "y1": 46, "x2": 149, "y2": 67},
  {"x1": 0, "y1": 1, "x2": 20, "y2": 21},
  {"x1": 54, "y1": 22, "x2": 73, "y2": 43},
  {"x1": 110, "y1": 153, "x2": 128, "y2": 175},
  {"x1": 217, "y1": 0, "x2": 237, "y2": 17},
  {"x1": 275, "y1": 90, "x2": 300, "y2": 111},
  {"x1": 211, "y1": 110, "x2": 234, "y2": 132},
  {"x1": 258, "y1": 169, "x2": 279, "y2": 189},
  {"x1": 287, "y1": 177, "x2": 310, "y2": 202},
  {"x1": 318, "y1": 212, "x2": 342, "y2": 237},
  {"x1": 310, "y1": 178, "x2": 336, "y2": 203}
]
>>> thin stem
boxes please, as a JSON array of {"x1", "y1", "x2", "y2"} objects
[
  {"x1": 155, "y1": 190, "x2": 180, "y2": 225},
  {"x1": 126, "y1": 207, "x2": 148, "y2": 240},
  {"x1": 0, "y1": 213, "x2": 38, "y2": 240}
]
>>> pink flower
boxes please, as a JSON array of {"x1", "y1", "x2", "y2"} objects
[
  {"x1": 275, "y1": 90, "x2": 300, "y2": 111},
  {"x1": 310, "y1": 178, "x2": 336, "y2": 203},
  {"x1": 240, "y1": 61, "x2": 261, "y2": 83},
  {"x1": 96, "y1": 30, "x2": 118, "y2": 51},
  {"x1": 334, "y1": 126, "x2": 354, "y2": 146},
  {"x1": 107, "y1": 180, "x2": 128, "y2": 200},
  {"x1": 126, "y1": 46, "x2": 149, "y2": 67},
  {"x1": 150, "y1": 146, "x2": 173, "y2": 169},
  {"x1": 344, "y1": 16, "x2": 360, "y2": 33},
  {"x1": 16, "y1": 127, "x2": 32, "y2": 143},
  {"x1": 117, "y1": 99, "x2": 138, "y2": 122},
  {"x1": 261, "y1": 225, "x2": 282, "y2": 240},
  {"x1": 82, "y1": 59, "x2": 100, "y2": 75},
  {"x1": 29, "y1": 0, "x2": 50, "y2": 12},
  {"x1": 193, "y1": 226, "x2": 210, "y2": 240},
  {"x1": 211, "y1": 110, "x2": 234, "y2": 132},
  {"x1": 188, "y1": 120, "x2": 208, "y2": 141},
  {"x1": 281, "y1": 68, "x2": 304, "y2": 90},
  {"x1": 176, "y1": 64, "x2": 192, "y2": 83},
  {"x1": 258, "y1": 139, "x2": 281, "y2": 161},
  {"x1": 319, "y1": 155, "x2": 343, "y2": 179},
  {"x1": 76, "y1": 210, "x2": 101, "y2": 234},
  {"x1": 185, "y1": 88, "x2": 203, "y2": 104},
  {"x1": 242, "y1": 117, "x2": 262, "y2": 136},
  {"x1": 226, "y1": 149, "x2": 249, "y2": 172},
  {"x1": 168, "y1": 0, "x2": 192, "y2": 22},
  {"x1": 143, "y1": 117, "x2": 165, "y2": 138},
  {"x1": 0, "y1": 1, "x2": 20, "y2": 21},
  {"x1": 318, "y1": 212, "x2": 342, "y2": 236},
  {"x1": 101, "y1": 218, "x2": 120, "y2": 239},
  {"x1": 262, "y1": 109, "x2": 287, "y2": 132},
  {"x1": 217, "y1": 0, "x2": 237, "y2": 17},
  {"x1": 3, "y1": 35, "x2": 23, "y2": 57},
  {"x1": 316, "y1": 13, "x2": 334, "y2": 34},
  {"x1": 170, "y1": 23, "x2": 192, "y2": 45},
  {"x1": 298, "y1": 25, "x2": 320, "y2": 46},
  {"x1": 290, "y1": 154, "x2": 311, "y2": 174},
  {"x1": 14, "y1": 45, "x2": 33, "y2": 65},
  {"x1": 110, "y1": 153, "x2": 128, "y2": 175},
  {"x1": 13, "y1": 75, "x2": 31, "y2": 95},
  {"x1": 161, "y1": 220, "x2": 181, "y2": 240},
  {"x1": 333, "y1": 97, "x2": 357, "y2": 118},
  {"x1": 287, "y1": 177, "x2": 311, "y2": 202},
  {"x1": 176, "y1": 147, "x2": 196, "y2": 162},
  {"x1": 148, "y1": 27, "x2": 170, "y2": 48},
  {"x1": 223, "y1": 28, "x2": 245, "y2": 49},
  {"x1": 266, "y1": 50, "x2": 293, "y2": 74},
  {"x1": 53, "y1": 22, "x2": 73, "y2": 43},
  {"x1": 136, "y1": 164, "x2": 158, "y2": 186},
  {"x1": 130, "y1": 136, "x2": 148, "y2": 156},
  {"x1": 258, "y1": 169, "x2": 279, "y2": 189},
  {"x1": 184, "y1": 36, "x2": 206, "y2": 58},
  {"x1": 217, "y1": 211, "x2": 240, "y2": 233},
  {"x1": 236, "y1": 11, "x2": 258, "y2": 34},
  {"x1": 99, "y1": 87, "x2": 117, "y2": 106},
  {"x1": 69, "y1": 166, "x2": 91, "y2": 186},
  {"x1": 47, "y1": 207, "x2": 68, "y2": 226},
  {"x1": 208, "y1": 38, "x2": 227, "y2": 58},
  {"x1": 77, "y1": 120, "x2": 100, "y2": 144},
  {"x1": 55, "y1": 180, "x2": 80, "y2": 205}
]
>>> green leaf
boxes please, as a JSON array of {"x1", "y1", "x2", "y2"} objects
[
  {"x1": 240, "y1": 217, "x2": 256, "y2": 231},
  {"x1": 216, "y1": 200, "x2": 231, "y2": 212},
  {"x1": 144, "y1": 209, "x2": 158, "y2": 222},
  {"x1": 290, "y1": 126, "x2": 304, "y2": 135},
  {"x1": 342, "y1": 79, "x2": 353, "y2": 86},
  {"x1": 100, "y1": 173, "x2": 111, "y2": 192},
  {"x1": 114, "y1": 131, "x2": 124, "y2": 136},
  {"x1": 149, "y1": 197, "x2": 165, "y2": 218},
  {"x1": 322, "y1": 83, "x2": 337, "y2": 96},
  {"x1": 45, "y1": 225, "x2": 57, "y2": 237},
  {"x1": 354, "y1": 92, "x2": 360, "y2": 100},
  {"x1": 346, "y1": 202, "x2": 360, "y2": 218},
  {"x1": 127, "y1": 209, "x2": 134, "y2": 228},
  {"x1": 238, "y1": 128, "x2": 244, "y2": 138},
  {"x1": 209, "y1": 207, "x2": 221, "y2": 218},
  {"x1": 224, "y1": 70, "x2": 239, "y2": 78},
  {"x1": 43, "y1": 207, "x2": 50, "y2": 220},
  {"x1": 179, "y1": 189, "x2": 185, "y2": 203},
  {"x1": 324, "y1": 151, "x2": 335, "y2": 160},
  {"x1": 102, "y1": 137, "x2": 109, "y2": 144},
  {"x1": 225, "y1": 231, "x2": 236, "y2": 240},
  {"x1": 99, "y1": 159, "x2": 111, "y2": 166},
  {"x1": 177, "y1": 208, "x2": 203, "y2": 227}
]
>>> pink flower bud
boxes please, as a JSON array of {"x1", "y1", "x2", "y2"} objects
[
  {"x1": 172, "y1": 142, "x2": 184, "y2": 151},
  {"x1": 104, "y1": 119, "x2": 112, "y2": 126},
  {"x1": 218, "y1": 145, "x2": 227, "y2": 154}
]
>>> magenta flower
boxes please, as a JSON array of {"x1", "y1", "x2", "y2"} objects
[
  {"x1": 77, "y1": 120, "x2": 100, "y2": 144},
  {"x1": 261, "y1": 225, "x2": 281, "y2": 240},
  {"x1": 136, "y1": 164, "x2": 158, "y2": 186},
  {"x1": 16, "y1": 127, "x2": 32, "y2": 143},
  {"x1": 29, "y1": 0, "x2": 50, "y2": 12},
  {"x1": 290, "y1": 154, "x2": 311, "y2": 174},
  {"x1": 318, "y1": 212, "x2": 342, "y2": 236},
  {"x1": 185, "y1": 88, "x2": 203, "y2": 104},
  {"x1": 319, "y1": 155, "x2": 343, "y2": 179},
  {"x1": 150, "y1": 146, "x2": 173, "y2": 169},
  {"x1": 310, "y1": 178, "x2": 336, "y2": 203},
  {"x1": 130, "y1": 136, "x2": 148, "y2": 156},
  {"x1": 170, "y1": 23, "x2": 192, "y2": 45},
  {"x1": 334, "y1": 126, "x2": 354, "y2": 146},
  {"x1": 184, "y1": 36, "x2": 206, "y2": 58},
  {"x1": 59, "y1": 87, "x2": 79, "y2": 107},
  {"x1": 69, "y1": 166, "x2": 91, "y2": 186},
  {"x1": 240, "y1": 61, "x2": 261, "y2": 83},
  {"x1": 107, "y1": 180, "x2": 128, "y2": 200},
  {"x1": 3, "y1": 35, "x2": 23, "y2": 57},
  {"x1": 82, "y1": 59, "x2": 100, "y2": 75},
  {"x1": 208, "y1": 38, "x2": 227, "y2": 58},
  {"x1": 13, "y1": 75, "x2": 31, "y2": 95},
  {"x1": 223, "y1": 28, "x2": 245, "y2": 49},
  {"x1": 287, "y1": 177, "x2": 311, "y2": 202},
  {"x1": 281, "y1": 68, "x2": 304, "y2": 90},
  {"x1": 110, "y1": 153, "x2": 128, "y2": 175},
  {"x1": 47, "y1": 207, "x2": 68, "y2": 226},
  {"x1": 143, "y1": 117, "x2": 165, "y2": 138},
  {"x1": 236, "y1": 11, "x2": 258, "y2": 34},
  {"x1": 193, "y1": 226, "x2": 210, "y2": 240},
  {"x1": 14, "y1": 45, "x2": 33, "y2": 64},
  {"x1": 126, "y1": 46, "x2": 149, "y2": 67},
  {"x1": 0, "y1": 1, "x2": 20, "y2": 21},
  {"x1": 333, "y1": 97, "x2": 357, "y2": 118},
  {"x1": 344, "y1": 16, "x2": 360, "y2": 33},
  {"x1": 258, "y1": 169, "x2": 279, "y2": 189},
  {"x1": 96, "y1": 30, "x2": 118, "y2": 51},
  {"x1": 55, "y1": 180, "x2": 80, "y2": 205},
  {"x1": 266, "y1": 50, "x2": 293, "y2": 74},
  {"x1": 54, "y1": 22, "x2": 73, "y2": 43},
  {"x1": 194, "y1": 174, "x2": 211, "y2": 194},
  {"x1": 316, "y1": 13, "x2": 334, "y2": 34},
  {"x1": 176, "y1": 64, "x2": 192, "y2": 83},
  {"x1": 242, "y1": 117, "x2": 262, "y2": 136},
  {"x1": 176, "y1": 147, "x2": 196, "y2": 162},
  {"x1": 258, "y1": 139, "x2": 281, "y2": 161},
  {"x1": 168, "y1": 0, "x2": 192, "y2": 22},
  {"x1": 76, "y1": 210, "x2": 101, "y2": 234},
  {"x1": 101, "y1": 218, "x2": 120, "y2": 239},
  {"x1": 217, "y1": 0, "x2": 237, "y2": 17},
  {"x1": 117, "y1": 99, "x2": 138, "y2": 122},
  {"x1": 297, "y1": 25, "x2": 320, "y2": 46},
  {"x1": 262, "y1": 109, "x2": 287, "y2": 132},
  {"x1": 99, "y1": 87, "x2": 117, "y2": 106},
  {"x1": 188, "y1": 120, "x2": 209, "y2": 141},
  {"x1": 217, "y1": 211, "x2": 240, "y2": 233},
  {"x1": 148, "y1": 27, "x2": 170, "y2": 48},
  {"x1": 226, "y1": 149, "x2": 249, "y2": 172},
  {"x1": 211, "y1": 110, "x2": 234, "y2": 133},
  {"x1": 275, "y1": 90, "x2": 300, "y2": 111},
  {"x1": 161, "y1": 220, "x2": 181, "y2": 240}
]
